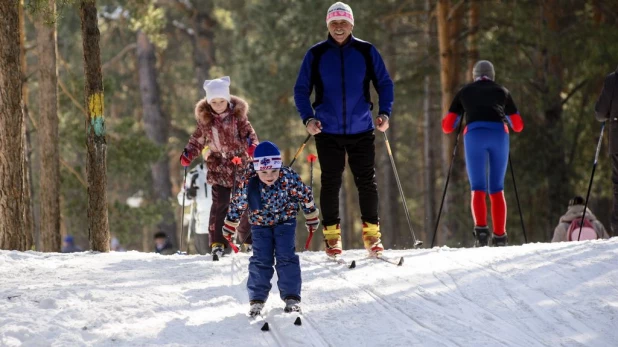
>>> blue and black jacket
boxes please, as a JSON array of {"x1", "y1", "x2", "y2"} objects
[{"x1": 294, "y1": 34, "x2": 394, "y2": 135}]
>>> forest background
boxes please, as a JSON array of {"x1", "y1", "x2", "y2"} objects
[{"x1": 2, "y1": 0, "x2": 618, "y2": 253}]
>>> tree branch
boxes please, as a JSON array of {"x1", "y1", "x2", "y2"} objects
[
  {"x1": 57, "y1": 78, "x2": 89, "y2": 119},
  {"x1": 25, "y1": 106, "x2": 88, "y2": 188},
  {"x1": 561, "y1": 79, "x2": 589, "y2": 106},
  {"x1": 102, "y1": 43, "x2": 137, "y2": 72},
  {"x1": 171, "y1": 19, "x2": 194, "y2": 37},
  {"x1": 60, "y1": 158, "x2": 88, "y2": 188}
]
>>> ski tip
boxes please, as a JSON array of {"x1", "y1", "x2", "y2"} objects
[
  {"x1": 397, "y1": 257, "x2": 404, "y2": 266},
  {"x1": 349, "y1": 260, "x2": 356, "y2": 269},
  {"x1": 294, "y1": 317, "x2": 302, "y2": 326},
  {"x1": 261, "y1": 322, "x2": 270, "y2": 331}
]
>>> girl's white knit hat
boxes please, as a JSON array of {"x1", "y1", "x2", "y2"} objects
[{"x1": 203, "y1": 76, "x2": 231, "y2": 103}]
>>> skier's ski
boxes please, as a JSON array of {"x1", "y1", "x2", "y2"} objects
[
  {"x1": 249, "y1": 314, "x2": 270, "y2": 332},
  {"x1": 370, "y1": 253, "x2": 404, "y2": 266},
  {"x1": 212, "y1": 249, "x2": 224, "y2": 261},
  {"x1": 326, "y1": 255, "x2": 356, "y2": 269}
]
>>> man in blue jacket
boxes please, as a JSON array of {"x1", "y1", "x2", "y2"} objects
[{"x1": 294, "y1": 2, "x2": 394, "y2": 257}]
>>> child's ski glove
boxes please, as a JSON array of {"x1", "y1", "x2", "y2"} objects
[
  {"x1": 222, "y1": 219, "x2": 240, "y2": 239},
  {"x1": 304, "y1": 209, "x2": 320, "y2": 233}
]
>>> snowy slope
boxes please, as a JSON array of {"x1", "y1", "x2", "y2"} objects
[{"x1": 1, "y1": 239, "x2": 618, "y2": 347}]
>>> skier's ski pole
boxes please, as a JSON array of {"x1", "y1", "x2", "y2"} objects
[
  {"x1": 289, "y1": 134, "x2": 312, "y2": 167},
  {"x1": 186, "y1": 203, "x2": 195, "y2": 254},
  {"x1": 579, "y1": 122, "x2": 606, "y2": 241},
  {"x1": 383, "y1": 131, "x2": 423, "y2": 248},
  {"x1": 431, "y1": 117, "x2": 464, "y2": 248},
  {"x1": 509, "y1": 154, "x2": 527, "y2": 243},
  {"x1": 227, "y1": 156, "x2": 243, "y2": 253},
  {"x1": 305, "y1": 153, "x2": 317, "y2": 250},
  {"x1": 177, "y1": 161, "x2": 188, "y2": 255}
]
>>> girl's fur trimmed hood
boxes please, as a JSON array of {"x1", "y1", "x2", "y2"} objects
[{"x1": 194, "y1": 95, "x2": 249, "y2": 124}]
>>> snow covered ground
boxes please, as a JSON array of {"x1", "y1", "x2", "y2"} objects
[{"x1": 2, "y1": 239, "x2": 618, "y2": 347}]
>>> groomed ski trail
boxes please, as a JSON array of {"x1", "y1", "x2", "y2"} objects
[{"x1": 2, "y1": 239, "x2": 618, "y2": 346}]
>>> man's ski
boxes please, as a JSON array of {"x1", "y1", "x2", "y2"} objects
[
  {"x1": 326, "y1": 255, "x2": 356, "y2": 269},
  {"x1": 370, "y1": 253, "x2": 404, "y2": 266}
]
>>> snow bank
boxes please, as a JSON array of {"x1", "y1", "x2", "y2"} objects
[{"x1": 1, "y1": 239, "x2": 617, "y2": 346}]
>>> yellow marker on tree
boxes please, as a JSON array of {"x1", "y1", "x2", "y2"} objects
[{"x1": 88, "y1": 92, "x2": 105, "y2": 136}]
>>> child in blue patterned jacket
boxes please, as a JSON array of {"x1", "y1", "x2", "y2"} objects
[{"x1": 222, "y1": 141, "x2": 319, "y2": 317}]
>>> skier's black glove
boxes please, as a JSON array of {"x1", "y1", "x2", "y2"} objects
[{"x1": 187, "y1": 186, "x2": 198, "y2": 199}]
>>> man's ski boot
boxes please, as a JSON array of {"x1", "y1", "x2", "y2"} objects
[
  {"x1": 474, "y1": 226, "x2": 489, "y2": 247},
  {"x1": 211, "y1": 243, "x2": 225, "y2": 261},
  {"x1": 363, "y1": 222, "x2": 384, "y2": 255},
  {"x1": 283, "y1": 297, "x2": 301, "y2": 313},
  {"x1": 492, "y1": 233, "x2": 508, "y2": 247},
  {"x1": 323, "y1": 224, "x2": 342, "y2": 257},
  {"x1": 249, "y1": 300, "x2": 265, "y2": 317}
]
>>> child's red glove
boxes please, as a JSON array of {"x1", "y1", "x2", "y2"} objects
[{"x1": 247, "y1": 144, "x2": 257, "y2": 157}]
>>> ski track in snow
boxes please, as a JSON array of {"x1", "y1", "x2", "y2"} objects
[{"x1": 1, "y1": 239, "x2": 618, "y2": 346}]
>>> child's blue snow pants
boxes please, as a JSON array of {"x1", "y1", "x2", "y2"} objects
[{"x1": 247, "y1": 220, "x2": 301, "y2": 302}]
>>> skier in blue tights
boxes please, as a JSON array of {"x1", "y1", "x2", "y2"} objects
[
  {"x1": 222, "y1": 141, "x2": 319, "y2": 316},
  {"x1": 441, "y1": 60, "x2": 524, "y2": 247}
]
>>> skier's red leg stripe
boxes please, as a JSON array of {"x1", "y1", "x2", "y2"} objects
[
  {"x1": 471, "y1": 190, "x2": 487, "y2": 227},
  {"x1": 490, "y1": 191, "x2": 507, "y2": 236}
]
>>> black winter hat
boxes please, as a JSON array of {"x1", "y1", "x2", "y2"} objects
[
  {"x1": 154, "y1": 231, "x2": 168, "y2": 240},
  {"x1": 568, "y1": 196, "x2": 585, "y2": 207}
]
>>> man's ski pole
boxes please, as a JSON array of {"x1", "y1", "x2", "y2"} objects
[
  {"x1": 305, "y1": 153, "x2": 317, "y2": 250},
  {"x1": 383, "y1": 132, "x2": 423, "y2": 247},
  {"x1": 289, "y1": 134, "x2": 312, "y2": 167}
]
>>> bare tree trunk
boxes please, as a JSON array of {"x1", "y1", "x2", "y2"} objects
[
  {"x1": 467, "y1": 0, "x2": 479, "y2": 78},
  {"x1": 436, "y1": 0, "x2": 463, "y2": 245},
  {"x1": 80, "y1": 0, "x2": 110, "y2": 252},
  {"x1": 422, "y1": 0, "x2": 436, "y2": 245},
  {"x1": 540, "y1": 0, "x2": 567, "y2": 242},
  {"x1": 0, "y1": 1, "x2": 30, "y2": 250},
  {"x1": 460, "y1": 0, "x2": 479, "y2": 247},
  {"x1": 36, "y1": 0, "x2": 61, "y2": 252},
  {"x1": 20, "y1": 0, "x2": 35, "y2": 251},
  {"x1": 137, "y1": 30, "x2": 177, "y2": 249}
]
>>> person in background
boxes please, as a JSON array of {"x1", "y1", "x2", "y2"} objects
[
  {"x1": 154, "y1": 231, "x2": 175, "y2": 255},
  {"x1": 110, "y1": 236, "x2": 126, "y2": 252},
  {"x1": 441, "y1": 60, "x2": 524, "y2": 247},
  {"x1": 178, "y1": 156, "x2": 214, "y2": 255},
  {"x1": 61, "y1": 235, "x2": 82, "y2": 253},
  {"x1": 552, "y1": 196, "x2": 610, "y2": 242}
]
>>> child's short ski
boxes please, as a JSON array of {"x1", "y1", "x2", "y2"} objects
[{"x1": 326, "y1": 255, "x2": 356, "y2": 269}]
